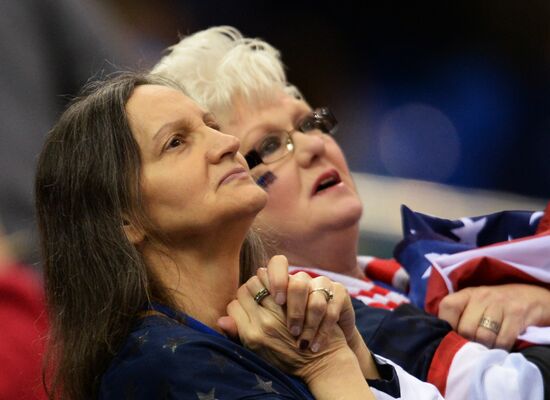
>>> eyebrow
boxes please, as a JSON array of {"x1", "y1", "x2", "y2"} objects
[
  {"x1": 242, "y1": 108, "x2": 311, "y2": 147},
  {"x1": 152, "y1": 112, "x2": 216, "y2": 146},
  {"x1": 152, "y1": 118, "x2": 193, "y2": 146},
  {"x1": 202, "y1": 112, "x2": 217, "y2": 124}
]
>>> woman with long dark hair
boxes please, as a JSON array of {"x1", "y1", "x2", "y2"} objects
[{"x1": 35, "y1": 72, "x2": 425, "y2": 399}]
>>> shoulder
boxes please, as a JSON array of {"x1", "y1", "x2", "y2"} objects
[
  {"x1": 100, "y1": 315, "x2": 223, "y2": 396},
  {"x1": 99, "y1": 316, "x2": 310, "y2": 399}
]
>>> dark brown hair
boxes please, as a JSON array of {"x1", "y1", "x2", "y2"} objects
[{"x1": 35, "y1": 72, "x2": 265, "y2": 399}]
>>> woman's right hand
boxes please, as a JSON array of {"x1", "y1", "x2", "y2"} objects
[
  {"x1": 227, "y1": 274, "x2": 375, "y2": 400},
  {"x1": 262, "y1": 256, "x2": 381, "y2": 379},
  {"x1": 220, "y1": 255, "x2": 380, "y2": 380},
  {"x1": 227, "y1": 275, "x2": 348, "y2": 373},
  {"x1": 258, "y1": 255, "x2": 357, "y2": 353}
]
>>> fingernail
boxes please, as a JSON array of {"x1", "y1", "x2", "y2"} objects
[
  {"x1": 275, "y1": 292, "x2": 286, "y2": 305},
  {"x1": 299, "y1": 340, "x2": 309, "y2": 351},
  {"x1": 311, "y1": 341, "x2": 320, "y2": 353},
  {"x1": 290, "y1": 325, "x2": 301, "y2": 336}
]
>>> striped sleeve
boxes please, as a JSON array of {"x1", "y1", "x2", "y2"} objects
[{"x1": 441, "y1": 342, "x2": 543, "y2": 400}]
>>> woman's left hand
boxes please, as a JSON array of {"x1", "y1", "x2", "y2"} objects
[
  {"x1": 219, "y1": 255, "x2": 379, "y2": 380},
  {"x1": 226, "y1": 274, "x2": 350, "y2": 372},
  {"x1": 226, "y1": 274, "x2": 377, "y2": 400},
  {"x1": 219, "y1": 255, "x2": 355, "y2": 353},
  {"x1": 438, "y1": 283, "x2": 550, "y2": 350}
]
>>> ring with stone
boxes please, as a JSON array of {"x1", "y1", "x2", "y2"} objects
[{"x1": 309, "y1": 288, "x2": 334, "y2": 303}]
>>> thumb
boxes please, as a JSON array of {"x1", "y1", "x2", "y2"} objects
[{"x1": 217, "y1": 315, "x2": 239, "y2": 339}]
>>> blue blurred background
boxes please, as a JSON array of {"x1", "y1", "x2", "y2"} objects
[
  {"x1": 1, "y1": 0, "x2": 549, "y2": 260},
  {"x1": 104, "y1": 0, "x2": 550, "y2": 197}
]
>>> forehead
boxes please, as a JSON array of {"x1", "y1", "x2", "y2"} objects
[
  {"x1": 221, "y1": 91, "x2": 311, "y2": 143},
  {"x1": 125, "y1": 84, "x2": 204, "y2": 139}
]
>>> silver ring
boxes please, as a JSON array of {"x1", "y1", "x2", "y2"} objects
[
  {"x1": 479, "y1": 316, "x2": 501, "y2": 335},
  {"x1": 309, "y1": 288, "x2": 334, "y2": 303},
  {"x1": 253, "y1": 287, "x2": 270, "y2": 305}
]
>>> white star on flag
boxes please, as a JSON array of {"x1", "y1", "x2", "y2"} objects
[
  {"x1": 196, "y1": 388, "x2": 218, "y2": 400},
  {"x1": 451, "y1": 217, "x2": 487, "y2": 245},
  {"x1": 253, "y1": 375, "x2": 279, "y2": 393},
  {"x1": 530, "y1": 211, "x2": 544, "y2": 226}
]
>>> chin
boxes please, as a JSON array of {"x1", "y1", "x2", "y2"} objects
[
  {"x1": 236, "y1": 187, "x2": 268, "y2": 217},
  {"x1": 252, "y1": 185, "x2": 269, "y2": 206},
  {"x1": 324, "y1": 199, "x2": 363, "y2": 230}
]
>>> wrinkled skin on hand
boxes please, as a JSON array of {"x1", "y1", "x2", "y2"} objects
[
  {"x1": 227, "y1": 275, "x2": 353, "y2": 382},
  {"x1": 439, "y1": 283, "x2": 550, "y2": 350},
  {"x1": 221, "y1": 255, "x2": 356, "y2": 353}
]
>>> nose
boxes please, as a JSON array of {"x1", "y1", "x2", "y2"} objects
[
  {"x1": 205, "y1": 129, "x2": 241, "y2": 164},
  {"x1": 291, "y1": 131, "x2": 326, "y2": 167}
]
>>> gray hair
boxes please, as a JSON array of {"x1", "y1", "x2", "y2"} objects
[{"x1": 151, "y1": 26, "x2": 303, "y2": 117}]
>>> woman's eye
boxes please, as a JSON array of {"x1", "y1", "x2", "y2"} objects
[
  {"x1": 297, "y1": 109, "x2": 337, "y2": 134},
  {"x1": 257, "y1": 135, "x2": 282, "y2": 157},
  {"x1": 298, "y1": 116, "x2": 317, "y2": 132},
  {"x1": 167, "y1": 136, "x2": 184, "y2": 149}
]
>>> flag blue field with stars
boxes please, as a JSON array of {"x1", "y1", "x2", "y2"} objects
[
  {"x1": 394, "y1": 204, "x2": 550, "y2": 347},
  {"x1": 395, "y1": 205, "x2": 544, "y2": 309}
]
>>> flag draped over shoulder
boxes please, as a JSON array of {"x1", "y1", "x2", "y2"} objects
[{"x1": 395, "y1": 202, "x2": 550, "y2": 347}]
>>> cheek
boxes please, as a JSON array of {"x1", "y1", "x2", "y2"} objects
[
  {"x1": 142, "y1": 172, "x2": 181, "y2": 207},
  {"x1": 139, "y1": 169, "x2": 198, "y2": 225},
  {"x1": 261, "y1": 166, "x2": 302, "y2": 212},
  {"x1": 255, "y1": 189, "x2": 297, "y2": 234}
]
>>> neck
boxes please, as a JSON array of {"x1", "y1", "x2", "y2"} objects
[
  {"x1": 278, "y1": 224, "x2": 364, "y2": 279},
  {"x1": 143, "y1": 231, "x2": 244, "y2": 332}
]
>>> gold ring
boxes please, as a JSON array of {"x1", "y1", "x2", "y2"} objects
[
  {"x1": 479, "y1": 316, "x2": 501, "y2": 335},
  {"x1": 309, "y1": 288, "x2": 334, "y2": 303},
  {"x1": 253, "y1": 287, "x2": 270, "y2": 305}
]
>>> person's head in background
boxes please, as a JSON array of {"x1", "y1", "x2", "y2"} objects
[{"x1": 152, "y1": 26, "x2": 365, "y2": 278}]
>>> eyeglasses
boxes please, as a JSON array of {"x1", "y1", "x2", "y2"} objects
[{"x1": 244, "y1": 107, "x2": 337, "y2": 170}]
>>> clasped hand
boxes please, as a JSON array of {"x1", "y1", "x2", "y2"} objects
[{"x1": 218, "y1": 255, "x2": 379, "y2": 382}]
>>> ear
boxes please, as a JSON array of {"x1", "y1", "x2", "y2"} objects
[{"x1": 122, "y1": 218, "x2": 145, "y2": 246}]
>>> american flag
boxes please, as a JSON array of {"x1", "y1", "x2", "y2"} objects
[{"x1": 395, "y1": 202, "x2": 550, "y2": 347}]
